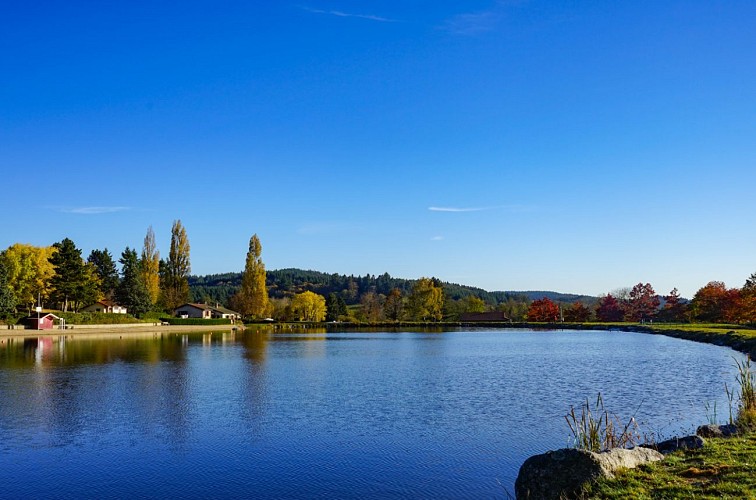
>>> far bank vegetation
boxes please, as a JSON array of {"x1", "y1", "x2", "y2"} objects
[{"x1": 3, "y1": 222, "x2": 756, "y2": 326}]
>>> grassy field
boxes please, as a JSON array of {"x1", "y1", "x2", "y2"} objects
[{"x1": 582, "y1": 433, "x2": 756, "y2": 499}]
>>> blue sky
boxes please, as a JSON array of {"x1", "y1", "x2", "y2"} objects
[{"x1": 2, "y1": 1, "x2": 755, "y2": 298}]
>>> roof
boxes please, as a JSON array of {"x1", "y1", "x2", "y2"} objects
[
  {"x1": 24, "y1": 313, "x2": 60, "y2": 320},
  {"x1": 175, "y1": 303, "x2": 239, "y2": 315},
  {"x1": 212, "y1": 305, "x2": 239, "y2": 315},
  {"x1": 89, "y1": 299, "x2": 125, "y2": 308}
]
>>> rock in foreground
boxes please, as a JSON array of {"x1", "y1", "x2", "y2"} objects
[{"x1": 515, "y1": 447, "x2": 664, "y2": 499}]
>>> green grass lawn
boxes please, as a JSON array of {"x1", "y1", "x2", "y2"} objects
[{"x1": 582, "y1": 433, "x2": 756, "y2": 499}]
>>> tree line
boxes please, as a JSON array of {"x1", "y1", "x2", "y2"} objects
[
  {"x1": 525, "y1": 279, "x2": 756, "y2": 324},
  {"x1": 0, "y1": 221, "x2": 193, "y2": 319},
  {"x1": 2, "y1": 223, "x2": 756, "y2": 325}
]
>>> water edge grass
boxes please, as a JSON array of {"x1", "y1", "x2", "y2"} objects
[{"x1": 580, "y1": 432, "x2": 756, "y2": 499}]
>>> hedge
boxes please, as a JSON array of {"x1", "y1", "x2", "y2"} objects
[{"x1": 160, "y1": 318, "x2": 233, "y2": 326}]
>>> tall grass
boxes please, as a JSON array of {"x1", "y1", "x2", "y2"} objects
[
  {"x1": 734, "y1": 355, "x2": 756, "y2": 429},
  {"x1": 565, "y1": 393, "x2": 642, "y2": 452}
]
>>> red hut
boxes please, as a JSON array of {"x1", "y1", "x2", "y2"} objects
[{"x1": 23, "y1": 313, "x2": 60, "y2": 330}]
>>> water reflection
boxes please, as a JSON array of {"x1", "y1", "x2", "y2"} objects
[{"x1": 0, "y1": 329, "x2": 746, "y2": 499}]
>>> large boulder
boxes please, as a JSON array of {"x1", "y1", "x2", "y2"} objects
[{"x1": 515, "y1": 447, "x2": 663, "y2": 499}]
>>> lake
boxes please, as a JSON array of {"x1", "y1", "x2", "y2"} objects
[{"x1": 0, "y1": 328, "x2": 743, "y2": 498}]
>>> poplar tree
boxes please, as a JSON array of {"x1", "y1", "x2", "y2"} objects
[
  {"x1": 161, "y1": 220, "x2": 191, "y2": 311},
  {"x1": 141, "y1": 226, "x2": 160, "y2": 305},
  {"x1": 232, "y1": 234, "x2": 269, "y2": 319}
]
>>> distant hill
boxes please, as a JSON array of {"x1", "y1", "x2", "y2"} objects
[
  {"x1": 511, "y1": 291, "x2": 599, "y2": 305},
  {"x1": 188, "y1": 268, "x2": 597, "y2": 307}
]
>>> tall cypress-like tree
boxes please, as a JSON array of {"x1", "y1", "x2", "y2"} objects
[
  {"x1": 231, "y1": 234, "x2": 269, "y2": 318},
  {"x1": 161, "y1": 220, "x2": 191, "y2": 311},
  {"x1": 88, "y1": 248, "x2": 119, "y2": 300},
  {"x1": 116, "y1": 247, "x2": 152, "y2": 317},
  {"x1": 141, "y1": 226, "x2": 160, "y2": 305}
]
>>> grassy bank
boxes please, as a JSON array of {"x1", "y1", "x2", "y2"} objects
[{"x1": 581, "y1": 433, "x2": 756, "y2": 498}]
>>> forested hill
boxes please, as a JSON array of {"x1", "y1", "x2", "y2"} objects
[{"x1": 188, "y1": 268, "x2": 596, "y2": 307}]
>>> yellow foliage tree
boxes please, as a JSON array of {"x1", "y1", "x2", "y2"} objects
[
  {"x1": 141, "y1": 226, "x2": 160, "y2": 305},
  {"x1": 231, "y1": 234, "x2": 269, "y2": 319},
  {"x1": 1, "y1": 243, "x2": 56, "y2": 312},
  {"x1": 290, "y1": 291, "x2": 326, "y2": 322},
  {"x1": 408, "y1": 277, "x2": 444, "y2": 321}
]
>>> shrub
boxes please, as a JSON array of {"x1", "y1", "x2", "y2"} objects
[
  {"x1": 160, "y1": 318, "x2": 232, "y2": 326},
  {"x1": 57, "y1": 312, "x2": 145, "y2": 325}
]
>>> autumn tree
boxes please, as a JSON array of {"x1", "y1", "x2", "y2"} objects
[
  {"x1": 463, "y1": 295, "x2": 487, "y2": 313},
  {"x1": 161, "y1": 220, "x2": 191, "y2": 311},
  {"x1": 360, "y1": 291, "x2": 384, "y2": 322},
  {"x1": 0, "y1": 259, "x2": 16, "y2": 319},
  {"x1": 141, "y1": 226, "x2": 160, "y2": 305},
  {"x1": 383, "y1": 288, "x2": 404, "y2": 321},
  {"x1": 739, "y1": 273, "x2": 756, "y2": 323},
  {"x1": 690, "y1": 281, "x2": 740, "y2": 323},
  {"x1": 407, "y1": 277, "x2": 444, "y2": 321},
  {"x1": 497, "y1": 296, "x2": 529, "y2": 322},
  {"x1": 49, "y1": 238, "x2": 99, "y2": 312},
  {"x1": 563, "y1": 301, "x2": 591, "y2": 322},
  {"x1": 527, "y1": 297, "x2": 560, "y2": 322},
  {"x1": 657, "y1": 288, "x2": 687, "y2": 322},
  {"x1": 326, "y1": 292, "x2": 348, "y2": 321},
  {"x1": 2, "y1": 244, "x2": 56, "y2": 312},
  {"x1": 595, "y1": 294, "x2": 625, "y2": 322},
  {"x1": 269, "y1": 297, "x2": 293, "y2": 322},
  {"x1": 116, "y1": 247, "x2": 153, "y2": 317},
  {"x1": 231, "y1": 234, "x2": 269, "y2": 319},
  {"x1": 88, "y1": 248, "x2": 119, "y2": 300},
  {"x1": 625, "y1": 283, "x2": 660, "y2": 322},
  {"x1": 290, "y1": 291, "x2": 326, "y2": 322}
]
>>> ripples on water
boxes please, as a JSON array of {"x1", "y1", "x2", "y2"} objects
[{"x1": 0, "y1": 329, "x2": 743, "y2": 498}]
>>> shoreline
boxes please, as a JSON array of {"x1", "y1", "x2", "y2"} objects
[{"x1": 0, "y1": 323, "x2": 239, "y2": 339}]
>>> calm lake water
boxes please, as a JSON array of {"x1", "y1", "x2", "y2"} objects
[{"x1": 0, "y1": 328, "x2": 744, "y2": 498}]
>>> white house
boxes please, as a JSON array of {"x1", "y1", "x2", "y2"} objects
[
  {"x1": 82, "y1": 300, "x2": 128, "y2": 314},
  {"x1": 174, "y1": 303, "x2": 240, "y2": 322}
]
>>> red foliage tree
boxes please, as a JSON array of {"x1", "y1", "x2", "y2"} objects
[
  {"x1": 625, "y1": 283, "x2": 661, "y2": 322},
  {"x1": 527, "y1": 297, "x2": 560, "y2": 322},
  {"x1": 690, "y1": 281, "x2": 741, "y2": 323},
  {"x1": 595, "y1": 294, "x2": 625, "y2": 322},
  {"x1": 657, "y1": 288, "x2": 687, "y2": 322},
  {"x1": 739, "y1": 273, "x2": 756, "y2": 324}
]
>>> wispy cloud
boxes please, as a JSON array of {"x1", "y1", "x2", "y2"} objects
[
  {"x1": 429, "y1": 205, "x2": 536, "y2": 213},
  {"x1": 441, "y1": 10, "x2": 498, "y2": 35},
  {"x1": 56, "y1": 206, "x2": 131, "y2": 215},
  {"x1": 428, "y1": 206, "x2": 491, "y2": 213},
  {"x1": 301, "y1": 6, "x2": 397, "y2": 22},
  {"x1": 431, "y1": 236, "x2": 444, "y2": 241},
  {"x1": 440, "y1": 0, "x2": 529, "y2": 35}
]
